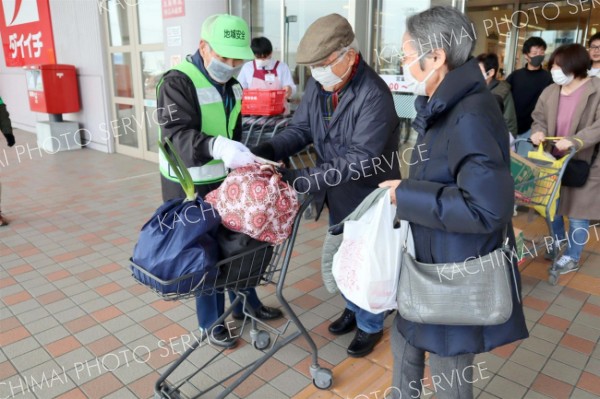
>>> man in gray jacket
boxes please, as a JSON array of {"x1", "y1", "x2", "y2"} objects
[
  {"x1": 477, "y1": 53, "x2": 518, "y2": 137},
  {"x1": 253, "y1": 14, "x2": 400, "y2": 357}
]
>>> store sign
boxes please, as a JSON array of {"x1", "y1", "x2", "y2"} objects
[
  {"x1": 0, "y1": 0, "x2": 56, "y2": 67},
  {"x1": 379, "y1": 74, "x2": 413, "y2": 93},
  {"x1": 162, "y1": 0, "x2": 185, "y2": 19},
  {"x1": 166, "y1": 26, "x2": 182, "y2": 47}
]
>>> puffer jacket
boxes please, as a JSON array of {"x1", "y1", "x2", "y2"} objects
[{"x1": 394, "y1": 58, "x2": 529, "y2": 356}]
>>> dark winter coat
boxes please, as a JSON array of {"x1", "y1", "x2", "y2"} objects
[
  {"x1": 267, "y1": 57, "x2": 401, "y2": 225},
  {"x1": 394, "y1": 58, "x2": 529, "y2": 356}
]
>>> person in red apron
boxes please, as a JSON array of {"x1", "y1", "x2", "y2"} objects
[
  {"x1": 237, "y1": 37, "x2": 297, "y2": 105},
  {"x1": 251, "y1": 58, "x2": 283, "y2": 90}
]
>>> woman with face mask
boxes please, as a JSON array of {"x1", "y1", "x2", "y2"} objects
[
  {"x1": 237, "y1": 37, "x2": 296, "y2": 101},
  {"x1": 379, "y1": 6, "x2": 528, "y2": 398},
  {"x1": 530, "y1": 44, "x2": 600, "y2": 275}
]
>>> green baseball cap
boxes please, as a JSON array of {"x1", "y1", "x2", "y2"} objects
[{"x1": 201, "y1": 14, "x2": 254, "y2": 60}]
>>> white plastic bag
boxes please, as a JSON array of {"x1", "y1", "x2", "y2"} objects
[{"x1": 332, "y1": 190, "x2": 414, "y2": 313}]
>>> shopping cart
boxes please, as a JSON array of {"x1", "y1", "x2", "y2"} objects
[
  {"x1": 130, "y1": 196, "x2": 333, "y2": 398},
  {"x1": 241, "y1": 114, "x2": 292, "y2": 147},
  {"x1": 511, "y1": 138, "x2": 577, "y2": 285}
]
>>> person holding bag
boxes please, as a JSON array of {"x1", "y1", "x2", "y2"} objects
[
  {"x1": 530, "y1": 44, "x2": 600, "y2": 274},
  {"x1": 157, "y1": 14, "x2": 283, "y2": 349},
  {"x1": 252, "y1": 14, "x2": 400, "y2": 358},
  {"x1": 379, "y1": 6, "x2": 528, "y2": 398}
]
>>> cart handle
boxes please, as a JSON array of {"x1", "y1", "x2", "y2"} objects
[{"x1": 513, "y1": 137, "x2": 578, "y2": 158}]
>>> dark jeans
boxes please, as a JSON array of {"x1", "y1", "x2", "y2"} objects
[
  {"x1": 195, "y1": 288, "x2": 262, "y2": 330},
  {"x1": 390, "y1": 318, "x2": 476, "y2": 399},
  {"x1": 344, "y1": 295, "x2": 385, "y2": 333}
]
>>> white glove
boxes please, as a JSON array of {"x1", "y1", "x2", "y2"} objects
[{"x1": 212, "y1": 136, "x2": 258, "y2": 169}]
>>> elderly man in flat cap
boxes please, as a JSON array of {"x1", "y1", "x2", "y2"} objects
[{"x1": 253, "y1": 14, "x2": 400, "y2": 357}]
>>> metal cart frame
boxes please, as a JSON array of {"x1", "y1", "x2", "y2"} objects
[{"x1": 130, "y1": 197, "x2": 332, "y2": 398}]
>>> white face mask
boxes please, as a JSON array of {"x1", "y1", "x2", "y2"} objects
[
  {"x1": 255, "y1": 58, "x2": 273, "y2": 69},
  {"x1": 403, "y1": 51, "x2": 437, "y2": 96},
  {"x1": 551, "y1": 68, "x2": 574, "y2": 86},
  {"x1": 206, "y1": 56, "x2": 243, "y2": 83},
  {"x1": 310, "y1": 49, "x2": 351, "y2": 90},
  {"x1": 482, "y1": 70, "x2": 489, "y2": 81}
]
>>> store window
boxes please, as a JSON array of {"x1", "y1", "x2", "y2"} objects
[
  {"x1": 137, "y1": 0, "x2": 164, "y2": 44},
  {"x1": 234, "y1": 0, "x2": 350, "y2": 97},
  {"x1": 468, "y1": 4, "x2": 516, "y2": 80},
  {"x1": 104, "y1": 0, "x2": 164, "y2": 161},
  {"x1": 468, "y1": 0, "x2": 596, "y2": 76},
  {"x1": 283, "y1": 0, "x2": 350, "y2": 94},
  {"x1": 371, "y1": 0, "x2": 429, "y2": 92},
  {"x1": 107, "y1": 0, "x2": 130, "y2": 46},
  {"x1": 513, "y1": 1, "x2": 592, "y2": 71}
]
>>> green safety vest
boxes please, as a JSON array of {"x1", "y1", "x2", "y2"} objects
[
  {"x1": 0, "y1": 97, "x2": 4, "y2": 106},
  {"x1": 158, "y1": 60, "x2": 242, "y2": 185}
]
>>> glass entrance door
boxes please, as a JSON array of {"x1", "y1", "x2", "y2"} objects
[
  {"x1": 104, "y1": 0, "x2": 165, "y2": 162},
  {"x1": 513, "y1": 1, "x2": 593, "y2": 71},
  {"x1": 234, "y1": 0, "x2": 352, "y2": 99}
]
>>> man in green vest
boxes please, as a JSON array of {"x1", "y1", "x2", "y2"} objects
[
  {"x1": 0, "y1": 96, "x2": 16, "y2": 227},
  {"x1": 157, "y1": 14, "x2": 282, "y2": 348}
]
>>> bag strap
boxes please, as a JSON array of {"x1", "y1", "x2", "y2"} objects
[
  {"x1": 501, "y1": 224, "x2": 522, "y2": 304},
  {"x1": 591, "y1": 143, "x2": 600, "y2": 166},
  {"x1": 572, "y1": 137, "x2": 599, "y2": 165}
]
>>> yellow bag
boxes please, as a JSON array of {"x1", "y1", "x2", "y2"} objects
[{"x1": 525, "y1": 139, "x2": 569, "y2": 222}]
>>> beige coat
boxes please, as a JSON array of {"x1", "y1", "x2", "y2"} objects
[{"x1": 531, "y1": 78, "x2": 600, "y2": 220}]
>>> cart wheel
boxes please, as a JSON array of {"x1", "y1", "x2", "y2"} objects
[
  {"x1": 156, "y1": 388, "x2": 181, "y2": 399},
  {"x1": 253, "y1": 330, "x2": 270, "y2": 350},
  {"x1": 312, "y1": 368, "x2": 333, "y2": 390},
  {"x1": 548, "y1": 272, "x2": 559, "y2": 286}
]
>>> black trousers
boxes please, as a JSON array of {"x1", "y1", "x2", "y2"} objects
[{"x1": 0, "y1": 104, "x2": 13, "y2": 137}]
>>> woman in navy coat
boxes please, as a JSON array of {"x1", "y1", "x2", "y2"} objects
[{"x1": 380, "y1": 6, "x2": 528, "y2": 398}]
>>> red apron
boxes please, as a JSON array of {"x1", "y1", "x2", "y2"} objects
[{"x1": 251, "y1": 60, "x2": 282, "y2": 90}]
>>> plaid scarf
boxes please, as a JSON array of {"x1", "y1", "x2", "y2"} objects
[{"x1": 318, "y1": 53, "x2": 361, "y2": 128}]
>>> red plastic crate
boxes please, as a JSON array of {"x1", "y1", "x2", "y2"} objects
[{"x1": 241, "y1": 89, "x2": 286, "y2": 116}]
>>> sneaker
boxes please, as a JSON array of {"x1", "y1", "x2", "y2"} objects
[
  {"x1": 544, "y1": 247, "x2": 558, "y2": 261},
  {"x1": 0, "y1": 214, "x2": 7, "y2": 227},
  {"x1": 555, "y1": 256, "x2": 579, "y2": 275}
]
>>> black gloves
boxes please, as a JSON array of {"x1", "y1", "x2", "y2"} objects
[
  {"x1": 251, "y1": 142, "x2": 275, "y2": 161},
  {"x1": 5, "y1": 134, "x2": 15, "y2": 147}
]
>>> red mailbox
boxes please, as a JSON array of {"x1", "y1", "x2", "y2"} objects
[{"x1": 25, "y1": 64, "x2": 80, "y2": 114}]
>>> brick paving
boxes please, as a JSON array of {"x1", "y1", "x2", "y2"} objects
[{"x1": 1, "y1": 130, "x2": 599, "y2": 399}]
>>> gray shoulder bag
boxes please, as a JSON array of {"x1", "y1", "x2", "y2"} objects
[{"x1": 397, "y1": 226, "x2": 520, "y2": 326}]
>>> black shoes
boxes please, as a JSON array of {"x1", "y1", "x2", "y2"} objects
[
  {"x1": 200, "y1": 327, "x2": 238, "y2": 349},
  {"x1": 347, "y1": 329, "x2": 383, "y2": 358},
  {"x1": 232, "y1": 305, "x2": 283, "y2": 321},
  {"x1": 328, "y1": 309, "x2": 356, "y2": 335}
]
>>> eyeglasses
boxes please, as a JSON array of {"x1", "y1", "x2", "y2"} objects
[
  {"x1": 399, "y1": 50, "x2": 418, "y2": 64},
  {"x1": 590, "y1": 45, "x2": 600, "y2": 51},
  {"x1": 311, "y1": 48, "x2": 349, "y2": 70},
  {"x1": 399, "y1": 49, "x2": 433, "y2": 66}
]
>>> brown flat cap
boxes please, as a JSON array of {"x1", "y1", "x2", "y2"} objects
[{"x1": 296, "y1": 14, "x2": 355, "y2": 65}]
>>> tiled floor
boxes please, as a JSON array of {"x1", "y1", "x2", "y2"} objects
[{"x1": 1, "y1": 129, "x2": 599, "y2": 399}]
